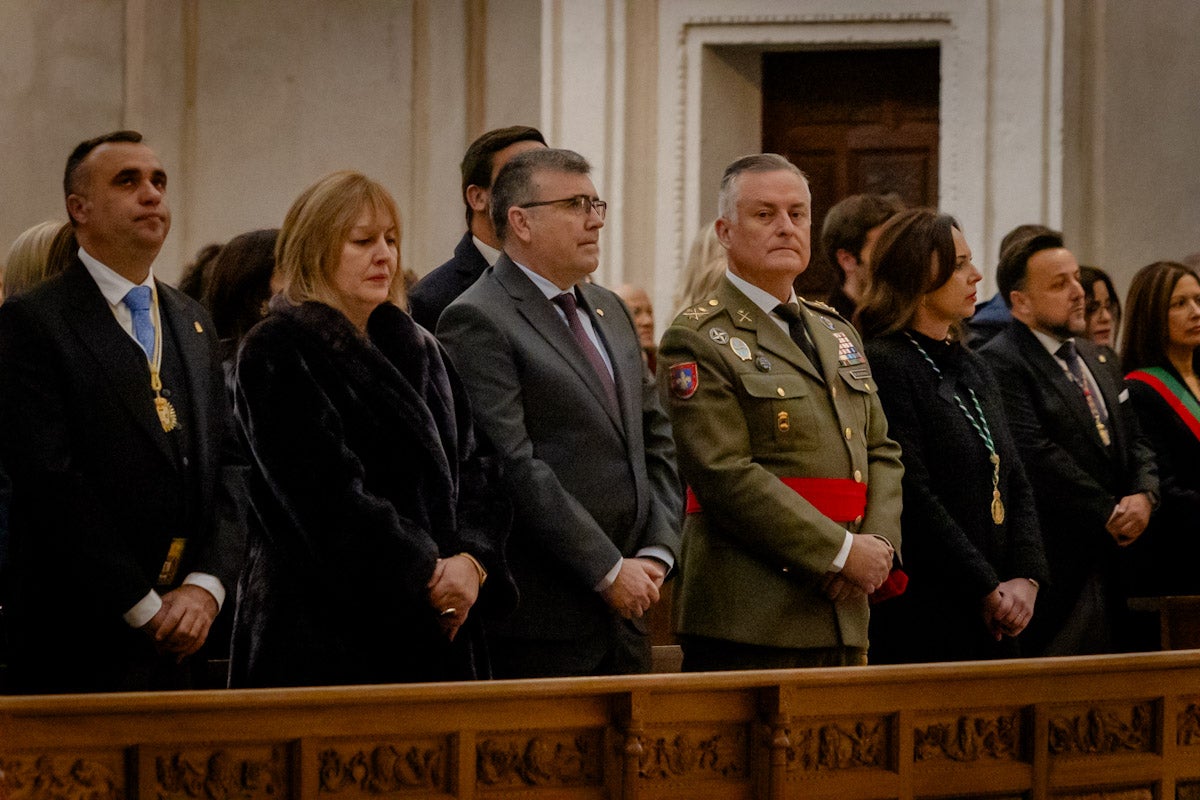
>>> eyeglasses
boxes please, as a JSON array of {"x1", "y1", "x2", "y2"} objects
[{"x1": 518, "y1": 195, "x2": 607, "y2": 220}]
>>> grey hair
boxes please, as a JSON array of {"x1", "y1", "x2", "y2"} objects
[
  {"x1": 490, "y1": 148, "x2": 592, "y2": 241},
  {"x1": 717, "y1": 153, "x2": 806, "y2": 221}
]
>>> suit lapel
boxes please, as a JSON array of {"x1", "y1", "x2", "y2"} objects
[
  {"x1": 60, "y1": 264, "x2": 176, "y2": 467},
  {"x1": 495, "y1": 256, "x2": 623, "y2": 430},
  {"x1": 158, "y1": 284, "x2": 212, "y2": 477},
  {"x1": 1013, "y1": 323, "x2": 1111, "y2": 457},
  {"x1": 578, "y1": 282, "x2": 635, "y2": 437},
  {"x1": 1077, "y1": 342, "x2": 1125, "y2": 454}
]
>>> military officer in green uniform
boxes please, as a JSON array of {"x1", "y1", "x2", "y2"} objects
[{"x1": 658, "y1": 154, "x2": 904, "y2": 670}]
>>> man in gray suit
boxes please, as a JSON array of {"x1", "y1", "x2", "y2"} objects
[{"x1": 437, "y1": 148, "x2": 682, "y2": 678}]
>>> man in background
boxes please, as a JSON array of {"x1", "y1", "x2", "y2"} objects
[{"x1": 409, "y1": 125, "x2": 546, "y2": 330}]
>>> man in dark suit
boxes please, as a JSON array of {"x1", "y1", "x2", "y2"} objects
[
  {"x1": 0, "y1": 130, "x2": 246, "y2": 693},
  {"x1": 408, "y1": 125, "x2": 546, "y2": 330},
  {"x1": 437, "y1": 148, "x2": 681, "y2": 678},
  {"x1": 979, "y1": 230, "x2": 1158, "y2": 655}
]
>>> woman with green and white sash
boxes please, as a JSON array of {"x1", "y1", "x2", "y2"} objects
[{"x1": 1121, "y1": 260, "x2": 1200, "y2": 599}]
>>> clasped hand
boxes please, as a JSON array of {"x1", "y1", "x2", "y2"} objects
[
  {"x1": 602, "y1": 557, "x2": 666, "y2": 619},
  {"x1": 427, "y1": 555, "x2": 481, "y2": 641},
  {"x1": 982, "y1": 578, "x2": 1038, "y2": 640},
  {"x1": 141, "y1": 584, "x2": 219, "y2": 660}
]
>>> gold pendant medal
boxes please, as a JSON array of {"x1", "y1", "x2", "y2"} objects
[
  {"x1": 155, "y1": 396, "x2": 179, "y2": 432},
  {"x1": 150, "y1": 370, "x2": 178, "y2": 432},
  {"x1": 991, "y1": 490, "x2": 1005, "y2": 525}
]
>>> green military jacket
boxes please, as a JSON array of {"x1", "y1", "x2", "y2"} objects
[{"x1": 657, "y1": 277, "x2": 903, "y2": 650}]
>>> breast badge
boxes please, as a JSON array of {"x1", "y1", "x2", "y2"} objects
[
  {"x1": 729, "y1": 337, "x2": 752, "y2": 361},
  {"x1": 833, "y1": 331, "x2": 865, "y2": 366},
  {"x1": 709, "y1": 327, "x2": 729, "y2": 344},
  {"x1": 669, "y1": 362, "x2": 699, "y2": 399}
]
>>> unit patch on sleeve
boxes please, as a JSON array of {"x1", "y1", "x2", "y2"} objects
[{"x1": 669, "y1": 362, "x2": 699, "y2": 399}]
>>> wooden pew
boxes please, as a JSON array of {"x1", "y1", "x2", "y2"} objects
[{"x1": 2, "y1": 651, "x2": 1199, "y2": 799}]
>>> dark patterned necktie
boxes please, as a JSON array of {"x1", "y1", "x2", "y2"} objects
[
  {"x1": 552, "y1": 291, "x2": 619, "y2": 414},
  {"x1": 774, "y1": 302, "x2": 823, "y2": 377}
]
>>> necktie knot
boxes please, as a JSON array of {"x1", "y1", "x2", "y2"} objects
[
  {"x1": 123, "y1": 285, "x2": 155, "y2": 358},
  {"x1": 552, "y1": 291, "x2": 579, "y2": 315},
  {"x1": 123, "y1": 286, "x2": 152, "y2": 313},
  {"x1": 774, "y1": 302, "x2": 802, "y2": 324},
  {"x1": 1056, "y1": 339, "x2": 1078, "y2": 364}
]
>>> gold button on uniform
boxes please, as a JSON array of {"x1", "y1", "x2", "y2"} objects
[
  {"x1": 831, "y1": 385, "x2": 838, "y2": 399},
  {"x1": 854, "y1": 469, "x2": 863, "y2": 482},
  {"x1": 708, "y1": 299, "x2": 719, "y2": 306},
  {"x1": 854, "y1": 515, "x2": 864, "y2": 525},
  {"x1": 777, "y1": 387, "x2": 786, "y2": 397},
  {"x1": 844, "y1": 427, "x2": 853, "y2": 440}
]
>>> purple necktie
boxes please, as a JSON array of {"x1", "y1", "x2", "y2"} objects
[{"x1": 552, "y1": 291, "x2": 619, "y2": 414}]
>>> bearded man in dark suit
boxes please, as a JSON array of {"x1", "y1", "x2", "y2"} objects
[
  {"x1": 0, "y1": 130, "x2": 246, "y2": 693},
  {"x1": 437, "y1": 148, "x2": 681, "y2": 678},
  {"x1": 979, "y1": 230, "x2": 1158, "y2": 655}
]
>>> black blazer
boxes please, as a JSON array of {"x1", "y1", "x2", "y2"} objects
[
  {"x1": 0, "y1": 259, "x2": 247, "y2": 692},
  {"x1": 866, "y1": 332, "x2": 1048, "y2": 663},
  {"x1": 408, "y1": 231, "x2": 491, "y2": 331},
  {"x1": 437, "y1": 255, "x2": 682, "y2": 653},
  {"x1": 979, "y1": 321, "x2": 1157, "y2": 649},
  {"x1": 1123, "y1": 368, "x2": 1200, "y2": 596}
]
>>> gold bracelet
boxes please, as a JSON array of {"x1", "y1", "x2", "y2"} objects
[{"x1": 457, "y1": 552, "x2": 488, "y2": 587}]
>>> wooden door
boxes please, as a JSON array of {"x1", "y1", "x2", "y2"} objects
[{"x1": 762, "y1": 47, "x2": 940, "y2": 298}]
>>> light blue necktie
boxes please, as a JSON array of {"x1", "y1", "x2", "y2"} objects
[{"x1": 122, "y1": 285, "x2": 155, "y2": 358}]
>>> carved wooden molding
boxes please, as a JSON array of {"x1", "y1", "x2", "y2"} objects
[
  {"x1": 1051, "y1": 789, "x2": 1152, "y2": 800},
  {"x1": 783, "y1": 716, "x2": 889, "y2": 771},
  {"x1": 0, "y1": 754, "x2": 124, "y2": 800},
  {"x1": 152, "y1": 746, "x2": 284, "y2": 800},
  {"x1": 1048, "y1": 702, "x2": 1155, "y2": 755},
  {"x1": 317, "y1": 740, "x2": 447, "y2": 794},
  {"x1": 636, "y1": 726, "x2": 748, "y2": 781},
  {"x1": 1178, "y1": 701, "x2": 1200, "y2": 746},
  {"x1": 475, "y1": 730, "x2": 602, "y2": 788},
  {"x1": 913, "y1": 712, "x2": 1021, "y2": 762}
]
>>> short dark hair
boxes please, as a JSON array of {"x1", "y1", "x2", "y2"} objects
[
  {"x1": 995, "y1": 226, "x2": 1064, "y2": 308},
  {"x1": 460, "y1": 125, "x2": 546, "y2": 224},
  {"x1": 490, "y1": 148, "x2": 591, "y2": 242},
  {"x1": 63, "y1": 130, "x2": 144, "y2": 197},
  {"x1": 856, "y1": 208, "x2": 960, "y2": 339},
  {"x1": 820, "y1": 193, "x2": 906, "y2": 279},
  {"x1": 1121, "y1": 260, "x2": 1199, "y2": 373}
]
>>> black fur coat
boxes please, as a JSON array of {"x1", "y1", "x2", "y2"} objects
[{"x1": 230, "y1": 300, "x2": 512, "y2": 686}]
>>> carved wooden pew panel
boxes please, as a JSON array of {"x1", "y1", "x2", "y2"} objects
[{"x1": 1, "y1": 651, "x2": 1199, "y2": 799}]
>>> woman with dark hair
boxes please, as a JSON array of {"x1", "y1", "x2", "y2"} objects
[
  {"x1": 857, "y1": 208, "x2": 1049, "y2": 663},
  {"x1": 1080, "y1": 265, "x2": 1122, "y2": 351},
  {"x1": 231, "y1": 171, "x2": 512, "y2": 686},
  {"x1": 1120, "y1": 260, "x2": 1200, "y2": 598},
  {"x1": 201, "y1": 228, "x2": 279, "y2": 378}
]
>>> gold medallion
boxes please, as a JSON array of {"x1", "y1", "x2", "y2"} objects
[
  {"x1": 155, "y1": 396, "x2": 179, "y2": 432},
  {"x1": 991, "y1": 491, "x2": 1005, "y2": 525}
]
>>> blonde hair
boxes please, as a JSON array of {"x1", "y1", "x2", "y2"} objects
[
  {"x1": 275, "y1": 171, "x2": 405, "y2": 311},
  {"x1": 674, "y1": 221, "x2": 728, "y2": 312},
  {"x1": 5, "y1": 220, "x2": 74, "y2": 298}
]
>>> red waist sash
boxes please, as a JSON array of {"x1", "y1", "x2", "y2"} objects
[
  {"x1": 686, "y1": 476, "x2": 867, "y2": 522},
  {"x1": 685, "y1": 476, "x2": 906, "y2": 603}
]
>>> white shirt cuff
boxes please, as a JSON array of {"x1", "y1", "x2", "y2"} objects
[
  {"x1": 635, "y1": 546, "x2": 675, "y2": 572},
  {"x1": 183, "y1": 572, "x2": 226, "y2": 611},
  {"x1": 594, "y1": 557, "x2": 623, "y2": 592},
  {"x1": 123, "y1": 590, "x2": 162, "y2": 628},
  {"x1": 830, "y1": 530, "x2": 854, "y2": 571}
]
